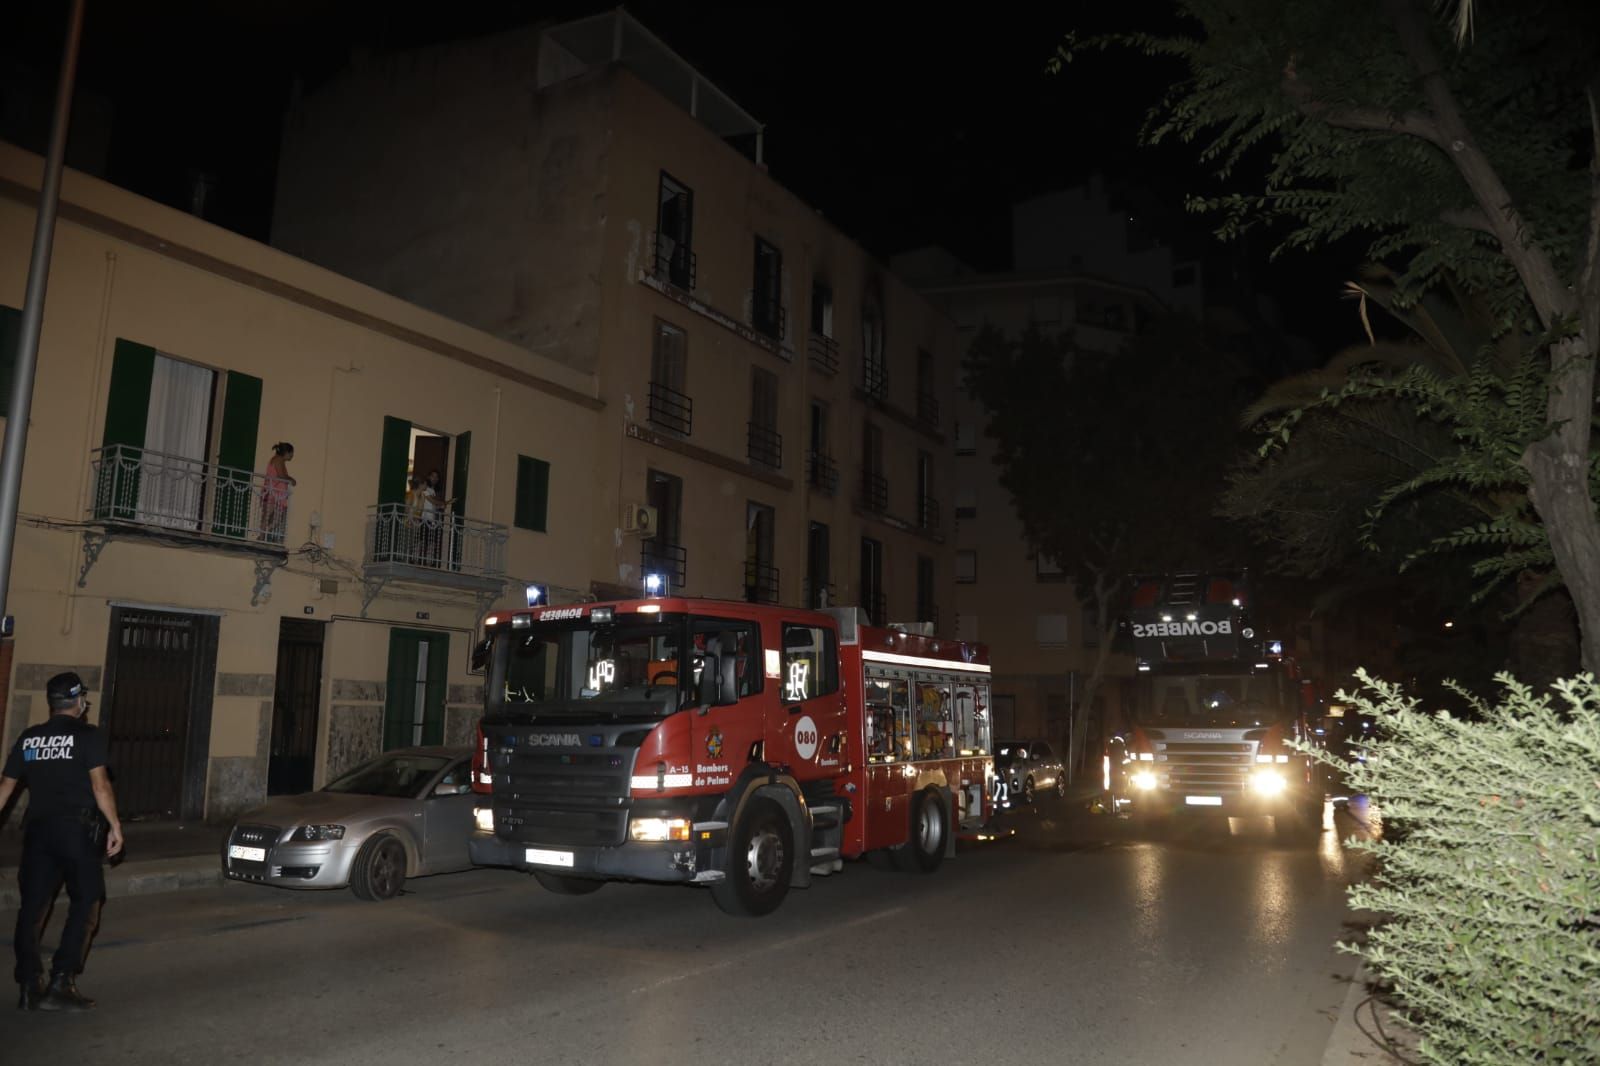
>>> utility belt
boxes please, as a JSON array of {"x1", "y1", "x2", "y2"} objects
[{"x1": 27, "y1": 806, "x2": 109, "y2": 846}]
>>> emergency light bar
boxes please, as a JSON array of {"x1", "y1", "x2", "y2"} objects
[
  {"x1": 643, "y1": 572, "x2": 668, "y2": 597},
  {"x1": 525, "y1": 583, "x2": 548, "y2": 607}
]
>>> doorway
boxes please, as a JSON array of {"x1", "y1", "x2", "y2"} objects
[
  {"x1": 383, "y1": 629, "x2": 449, "y2": 750},
  {"x1": 269, "y1": 619, "x2": 325, "y2": 794}
]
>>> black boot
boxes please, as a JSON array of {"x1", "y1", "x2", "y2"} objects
[
  {"x1": 16, "y1": 975, "x2": 44, "y2": 1010},
  {"x1": 36, "y1": 973, "x2": 94, "y2": 1012}
]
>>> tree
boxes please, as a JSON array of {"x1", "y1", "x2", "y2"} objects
[
  {"x1": 1057, "y1": 0, "x2": 1600, "y2": 667},
  {"x1": 963, "y1": 317, "x2": 1250, "y2": 771}
]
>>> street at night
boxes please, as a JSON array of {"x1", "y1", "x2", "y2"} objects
[{"x1": 1, "y1": 801, "x2": 1374, "y2": 1064}]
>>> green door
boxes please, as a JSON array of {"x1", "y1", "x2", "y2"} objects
[{"x1": 383, "y1": 629, "x2": 449, "y2": 750}]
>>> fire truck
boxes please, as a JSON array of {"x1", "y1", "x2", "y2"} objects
[
  {"x1": 1103, "y1": 571, "x2": 1323, "y2": 836},
  {"x1": 468, "y1": 595, "x2": 995, "y2": 915}
]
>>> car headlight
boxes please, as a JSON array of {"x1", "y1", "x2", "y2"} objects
[
  {"x1": 1131, "y1": 770, "x2": 1159, "y2": 791},
  {"x1": 629, "y1": 817, "x2": 691, "y2": 842},
  {"x1": 1249, "y1": 770, "x2": 1288, "y2": 797},
  {"x1": 295, "y1": 824, "x2": 346, "y2": 841},
  {"x1": 474, "y1": 806, "x2": 495, "y2": 833}
]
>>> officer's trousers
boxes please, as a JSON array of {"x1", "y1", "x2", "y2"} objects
[{"x1": 13, "y1": 814, "x2": 104, "y2": 983}]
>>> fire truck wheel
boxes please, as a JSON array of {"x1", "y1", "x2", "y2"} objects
[
  {"x1": 711, "y1": 798, "x2": 794, "y2": 916},
  {"x1": 533, "y1": 871, "x2": 604, "y2": 895},
  {"x1": 893, "y1": 789, "x2": 948, "y2": 873}
]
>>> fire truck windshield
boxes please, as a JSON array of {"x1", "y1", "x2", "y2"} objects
[
  {"x1": 493, "y1": 614, "x2": 687, "y2": 712},
  {"x1": 1134, "y1": 672, "x2": 1290, "y2": 728}
]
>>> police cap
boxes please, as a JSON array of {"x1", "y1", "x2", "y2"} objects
[{"x1": 46, "y1": 671, "x2": 86, "y2": 710}]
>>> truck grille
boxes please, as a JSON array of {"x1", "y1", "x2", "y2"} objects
[
  {"x1": 1156, "y1": 737, "x2": 1257, "y2": 794},
  {"x1": 491, "y1": 747, "x2": 638, "y2": 847}
]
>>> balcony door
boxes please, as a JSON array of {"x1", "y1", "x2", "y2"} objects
[{"x1": 376, "y1": 416, "x2": 470, "y2": 569}]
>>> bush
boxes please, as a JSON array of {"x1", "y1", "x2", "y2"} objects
[{"x1": 1309, "y1": 670, "x2": 1600, "y2": 1065}]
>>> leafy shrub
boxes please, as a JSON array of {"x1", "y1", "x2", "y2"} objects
[{"x1": 1310, "y1": 670, "x2": 1600, "y2": 1065}]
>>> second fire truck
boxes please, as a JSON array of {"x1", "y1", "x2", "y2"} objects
[{"x1": 468, "y1": 595, "x2": 995, "y2": 915}]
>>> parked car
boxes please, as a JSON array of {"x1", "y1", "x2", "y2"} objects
[
  {"x1": 222, "y1": 747, "x2": 475, "y2": 901},
  {"x1": 994, "y1": 739, "x2": 1067, "y2": 807}
]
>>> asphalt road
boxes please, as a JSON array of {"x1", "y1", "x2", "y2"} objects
[{"x1": 1, "y1": 801, "x2": 1375, "y2": 1065}]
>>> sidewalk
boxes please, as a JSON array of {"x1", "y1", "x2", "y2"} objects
[{"x1": 0, "y1": 820, "x2": 227, "y2": 909}]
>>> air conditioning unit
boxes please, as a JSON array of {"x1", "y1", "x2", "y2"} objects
[{"x1": 622, "y1": 503, "x2": 659, "y2": 536}]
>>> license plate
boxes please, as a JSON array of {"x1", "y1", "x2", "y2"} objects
[
  {"x1": 525, "y1": 848, "x2": 573, "y2": 868},
  {"x1": 1185, "y1": 796, "x2": 1223, "y2": 807},
  {"x1": 229, "y1": 844, "x2": 266, "y2": 862}
]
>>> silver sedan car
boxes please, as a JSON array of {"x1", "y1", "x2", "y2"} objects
[
  {"x1": 995, "y1": 739, "x2": 1067, "y2": 807},
  {"x1": 223, "y1": 747, "x2": 475, "y2": 900}
]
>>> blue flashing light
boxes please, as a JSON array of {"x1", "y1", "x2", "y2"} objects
[
  {"x1": 525, "y1": 583, "x2": 549, "y2": 608},
  {"x1": 1267, "y1": 639, "x2": 1284, "y2": 656},
  {"x1": 643, "y1": 572, "x2": 667, "y2": 597}
]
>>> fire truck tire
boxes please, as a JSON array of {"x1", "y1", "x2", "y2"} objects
[
  {"x1": 711, "y1": 798, "x2": 794, "y2": 916},
  {"x1": 893, "y1": 789, "x2": 948, "y2": 873},
  {"x1": 534, "y1": 871, "x2": 604, "y2": 895}
]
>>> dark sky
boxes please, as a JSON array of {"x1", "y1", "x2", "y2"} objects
[{"x1": 2, "y1": 0, "x2": 1362, "y2": 353}]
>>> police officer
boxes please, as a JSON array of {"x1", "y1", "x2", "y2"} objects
[{"x1": 0, "y1": 671, "x2": 123, "y2": 1011}]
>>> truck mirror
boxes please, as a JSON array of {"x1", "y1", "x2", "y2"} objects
[{"x1": 470, "y1": 637, "x2": 492, "y2": 672}]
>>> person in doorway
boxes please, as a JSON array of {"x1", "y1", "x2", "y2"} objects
[
  {"x1": 420, "y1": 468, "x2": 446, "y2": 566},
  {"x1": 0, "y1": 672, "x2": 124, "y2": 1011},
  {"x1": 260, "y1": 441, "x2": 296, "y2": 544}
]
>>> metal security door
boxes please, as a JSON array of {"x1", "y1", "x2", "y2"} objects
[
  {"x1": 103, "y1": 607, "x2": 219, "y2": 819},
  {"x1": 269, "y1": 619, "x2": 325, "y2": 795}
]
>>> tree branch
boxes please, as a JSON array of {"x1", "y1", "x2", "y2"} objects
[
  {"x1": 1282, "y1": 54, "x2": 1446, "y2": 147},
  {"x1": 1580, "y1": 78, "x2": 1600, "y2": 350},
  {"x1": 1441, "y1": 207, "x2": 1495, "y2": 234}
]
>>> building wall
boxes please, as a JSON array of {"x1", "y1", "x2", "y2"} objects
[{"x1": 0, "y1": 140, "x2": 600, "y2": 819}]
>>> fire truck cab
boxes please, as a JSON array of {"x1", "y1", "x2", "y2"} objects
[
  {"x1": 1104, "y1": 571, "x2": 1323, "y2": 836},
  {"x1": 468, "y1": 596, "x2": 994, "y2": 915}
]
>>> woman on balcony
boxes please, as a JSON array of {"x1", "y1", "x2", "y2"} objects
[{"x1": 259, "y1": 442, "x2": 295, "y2": 545}]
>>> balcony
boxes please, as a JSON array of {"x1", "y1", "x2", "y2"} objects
[
  {"x1": 863, "y1": 357, "x2": 888, "y2": 402},
  {"x1": 747, "y1": 421, "x2": 783, "y2": 469},
  {"x1": 89, "y1": 444, "x2": 291, "y2": 545},
  {"x1": 651, "y1": 231, "x2": 697, "y2": 290},
  {"x1": 744, "y1": 560, "x2": 780, "y2": 604},
  {"x1": 806, "y1": 451, "x2": 839, "y2": 496},
  {"x1": 803, "y1": 577, "x2": 837, "y2": 610},
  {"x1": 861, "y1": 590, "x2": 886, "y2": 626},
  {"x1": 919, "y1": 495, "x2": 941, "y2": 533},
  {"x1": 807, "y1": 333, "x2": 839, "y2": 375},
  {"x1": 647, "y1": 380, "x2": 693, "y2": 437},
  {"x1": 917, "y1": 390, "x2": 939, "y2": 428},
  {"x1": 751, "y1": 291, "x2": 786, "y2": 342},
  {"x1": 363, "y1": 504, "x2": 509, "y2": 609},
  {"x1": 642, "y1": 538, "x2": 688, "y2": 592},
  {"x1": 859, "y1": 469, "x2": 888, "y2": 514}
]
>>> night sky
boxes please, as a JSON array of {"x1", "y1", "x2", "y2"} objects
[{"x1": 2, "y1": 0, "x2": 1361, "y2": 354}]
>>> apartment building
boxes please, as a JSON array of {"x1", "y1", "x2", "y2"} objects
[
  {"x1": 0, "y1": 140, "x2": 600, "y2": 820},
  {"x1": 270, "y1": 10, "x2": 958, "y2": 628}
]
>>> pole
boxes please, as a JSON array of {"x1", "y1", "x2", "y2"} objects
[{"x1": 0, "y1": 0, "x2": 84, "y2": 752}]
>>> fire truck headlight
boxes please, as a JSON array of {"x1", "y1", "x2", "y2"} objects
[
  {"x1": 1131, "y1": 770, "x2": 1159, "y2": 792},
  {"x1": 1249, "y1": 770, "x2": 1288, "y2": 797},
  {"x1": 629, "y1": 817, "x2": 692, "y2": 842},
  {"x1": 474, "y1": 807, "x2": 495, "y2": 833}
]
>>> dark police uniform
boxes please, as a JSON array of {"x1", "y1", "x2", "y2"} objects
[{"x1": 3, "y1": 676, "x2": 109, "y2": 1002}]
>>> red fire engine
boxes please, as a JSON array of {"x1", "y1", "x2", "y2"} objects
[{"x1": 468, "y1": 596, "x2": 995, "y2": 915}]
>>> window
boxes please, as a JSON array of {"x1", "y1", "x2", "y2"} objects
[
  {"x1": 383, "y1": 629, "x2": 448, "y2": 750},
  {"x1": 860, "y1": 536, "x2": 885, "y2": 622},
  {"x1": 811, "y1": 281, "x2": 833, "y2": 337},
  {"x1": 859, "y1": 422, "x2": 886, "y2": 512},
  {"x1": 744, "y1": 501, "x2": 777, "y2": 603},
  {"x1": 514, "y1": 456, "x2": 550, "y2": 532},
  {"x1": 656, "y1": 172, "x2": 695, "y2": 288},
  {"x1": 781, "y1": 623, "x2": 838, "y2": 701},
  {"x1": 916, "y1": 348, "x2": 937, "y2": 426},
  {"x1": 862, "y1": 285, "x2": 886, "y2": 398},
  {"x1": 955, "y1": 485, "x2": 976, "y2": 520},
  {"x1": 917, "y1": 451, "x2": 938, "y2": 531},
  {"x1": 954, "y1": 421, "x2": 977, "y2": 456},
  {"x1": 643, "y1": 469, "x2": 685, "y2": 589},
  {"x1": 866, "y1": 675, "x2": 911, "y2": 762},
  {"x1": 915, "y1": 681, "x2": 953, "y2": 758},
  {"x1": 955, "y1": 684, "x2": 991, "y2": 754},
  {"x1": 753, "y1": 237, "x2": 784, "y2": 340},
  {"x1": 1036, "y1": 614, "x2": 1070, "y2": 648},
  {"x1": 956, "y1": 549, "x2": 977, "y2": 584},
  {"x1": 375, "y1": 417, "x2": 473, "y2": 567},
  {"x1": 689, "y1": 617, "x2": 762, "y2": 697},
  {"x1": 748, "y1": 366, "x2": 781, "y2": 468},
  {"x1": 806, "y1": 521, "x2": 831, "y2": 608},
  {"x1": 649, "y1": 320, "x2": 691, "y2": 436},
  {"x1": 1036, "y1": 553, "x2": 1066, "y2": 581}
]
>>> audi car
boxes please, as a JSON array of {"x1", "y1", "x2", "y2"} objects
[
  {"x1": 994, "y1": 739, "x2": 1067, "y2": 807},
  {"x1": 222, "y1": 747, "x2": 475, "y2": 900}
]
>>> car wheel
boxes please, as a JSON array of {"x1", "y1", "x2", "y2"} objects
[
  {"x1": 1055, "y1": 773, "x2": 1068, "y2": 800},
  {"x1": 350, "y1": 834, "x2": 407, "y2": 901},
  {"x1": 892, "y1": 789, "x2": 948, "y2": 873},
  {"x1": 711, "y1": 797, "x2": 794, "y2": 917},
  {"x1": 1021, "y1": 777, "x2": 1036, "y2": 806},
  {"x1": 534, "y1": 871, "x2": 604, "y2": 895}
]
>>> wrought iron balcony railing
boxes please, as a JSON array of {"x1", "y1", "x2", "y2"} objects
[
  {"x1": 641, "y1": 539, "x2": 688, "y2": 592},
  {"x1": 364, "y1": 503, "x2": 508, "y2": 579},
  {"x1": 803, "y1": 578, "x2": 837, "y2": 610},
  {"x1": 806, "y1": 451, "x2": 839, "y2": 496},
  {"x1": 651, "y1": 231, "x2": 697, "y2": 290},
  {"x1": 747, "y1": 421, "x2": 783, "y2": 469},
  {"x1": 917, "y1": 390, "x2": 939, "y2": 427},
  {"x1": 919, "y1": 495, "x2": 941, "y2": 533},
  {"x1": 807, "y1": 333, "x2": 839, "y2": 375},
  {"x1": 744, "y1": 560, "x2": 780, "y2": 604},
  {"x1": 863, "y1": 358, "x2": 888, "y2": 401},
  {"x1": 861, "y1": 590, "x2": 887, "y2": 627},
  {"x1": 90, "y1": 444, "x2": 291, "y2": 544},
  {"x1": 751, "y1": 291, "x2": 786, "y2": 341},
  {"x1": 859, "y1": 469, "x2": 888, "y2": 514},
  {"x1": 648, "y1": 380, "x2": 693, "y2": 437}
]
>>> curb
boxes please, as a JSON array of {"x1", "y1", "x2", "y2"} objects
[
  {"x1": 1321, "y1": 961, "x2": 1420, "y2": 1065},
  {"x1": 0, "y1": 854, "x2": 223, "y2": 909}
]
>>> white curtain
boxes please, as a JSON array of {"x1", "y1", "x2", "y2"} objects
[{"x1": 137, "y1": 354, "x2": 214, "y2": 530}]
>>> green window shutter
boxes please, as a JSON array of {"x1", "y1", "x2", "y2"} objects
[
  {"x1": 514, "y1": 455, "x2": 549, "y2": 533},
  {"x1": 384, "y1": 629, "x2": 418, "y2": 751},
  {"x1": 97, "y1": 338, "x2": 156, "y2": 520},
  {"x1": 422, "y1": 632, "x2": 449, "y2": 746},
  {"x1": 0, "y1": 304, "x2": 20, "y2": 409},
  {"x1": 377, "y1": 416, "x2": 412, "y2": 507},
  {"x1": 450, "y1": 431, "x2": 471, "y2": 515},
  {"x1": 212, "y1": 371, "x2": 263, "y2": 538}
]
